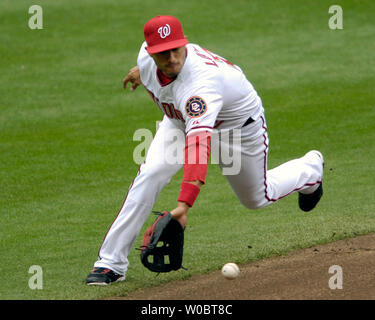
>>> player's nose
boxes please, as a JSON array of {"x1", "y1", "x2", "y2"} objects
[{"x1": 168, "y1": 50, "x2": 178, "y2": 63}]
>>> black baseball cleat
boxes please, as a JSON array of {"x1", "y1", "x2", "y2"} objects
[
  {"x1": 298, "y1": 182, "x2": 323, "y2": 212},
  {"x1": 298, "y1": 150, "x2": 324, "y2": 212},
  {"x1": 85, "y1": 267, "x2": 125, "y2": 286}
]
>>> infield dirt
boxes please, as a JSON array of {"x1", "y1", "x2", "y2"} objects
[{"x1": 115, "y1": 233, "x2": 375, "y2": 300}]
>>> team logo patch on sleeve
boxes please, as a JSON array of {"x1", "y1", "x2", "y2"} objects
[{"x1": 185, "y1": 96, "x2": 207, "y2": 118}]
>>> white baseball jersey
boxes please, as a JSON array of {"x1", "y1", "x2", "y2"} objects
[
  {"x1": 137, "y1": 41, "x2": 264, "y2": 135},
  {"x1": 91, "y1": 41, "x2": 324, "y2": 277}
]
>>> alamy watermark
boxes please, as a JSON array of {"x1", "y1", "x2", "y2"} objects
[
  {"x1": 133, "y1": 123, "x2": 242, "y2": 175},
  {"x1": 328, "y1": 5, "x2": 343, "y2": 30},
  {"x1": 28, "y1": 5, "x2": 43, "y2": 30},
  {"x1": 328, "y1": 265, "x2": 343, "y2": 290},
  {"x1": 28, "y1": 265, "x2": 43, "y2": 290}
]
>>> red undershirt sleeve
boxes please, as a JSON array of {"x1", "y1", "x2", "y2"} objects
[{"x1": 177, "y1": 130, "x2": 212, "y2": 207}]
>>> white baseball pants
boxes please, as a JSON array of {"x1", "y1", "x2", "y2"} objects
[{"x1": 93, "y1": 114, "x2": 323, "y2": 275}]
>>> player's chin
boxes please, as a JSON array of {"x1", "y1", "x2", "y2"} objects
[
  {"x1": 168, "y1": 72, "x2": 179, "y2": 78},
  {"x1": 165, "y1": 71, "x2": 179, "y2": 78},
  {"x1": 165, "y1": 65, "x2": 181, "y2": 77}
]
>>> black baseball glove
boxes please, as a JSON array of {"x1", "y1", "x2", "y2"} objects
[{"x1": 140, "y1": 211, "x2": 185, "y2": 273}]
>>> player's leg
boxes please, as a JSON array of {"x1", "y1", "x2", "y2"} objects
[
  {"x1": 216, "y1": 114, "x2": 324, "y2": 210},
  {"x1": 86, "y1": 117, "x2": 184, "y2": 284}
]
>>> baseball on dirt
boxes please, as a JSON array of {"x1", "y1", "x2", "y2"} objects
[{"x1": 221, "y1": 263, "x2": 240, "y2": 279}]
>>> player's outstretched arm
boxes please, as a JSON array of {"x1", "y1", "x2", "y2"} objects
[
  {"x1": 123, "y1": 66, "x2": 141, "y2": 91},
  {"x1": 170, "y1": 131, "x2": 211, "y2": 228}
]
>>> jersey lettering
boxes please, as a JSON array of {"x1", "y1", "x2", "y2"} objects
[
  {"x1": 161, "y1": 102, "x2": 174, "y2": 118},
  {"x1": 146, "y1": 89, "x2": 185, "y2": 123},
  {"x1": 193, "y1": 47, "x2": 218, "y2": 67},
  {"x1": 202, "y1": 48, "x2": 237, "y2": 69}
]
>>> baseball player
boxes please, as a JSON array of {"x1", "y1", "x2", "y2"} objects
[{"x1": 85, "y1": 15, "x2": 324, "y2": 285}]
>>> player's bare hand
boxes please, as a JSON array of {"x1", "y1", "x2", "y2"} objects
[
  {"x1": 170, "y1": 202, "x2": 189, "y2": 228},
  {"x1": 123, "y1": 66, "x2": 141, "y2": 91}
]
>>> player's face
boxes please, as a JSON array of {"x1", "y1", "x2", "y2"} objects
[{"x1": 151, "y1": 47, "x2": 187, "y2": 78}]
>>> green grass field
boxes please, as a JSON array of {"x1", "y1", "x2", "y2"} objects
[{"x1": 1, "y1": 0, "x2": 374, "y2": 300}]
